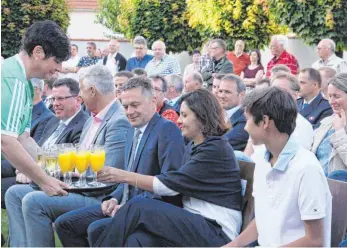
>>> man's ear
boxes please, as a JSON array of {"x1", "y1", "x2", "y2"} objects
[
  {"x1": 32, "y1": 46, "x2": 46, "y2": 60},
  {"x1": 262, "y1": 115, "x2": 270, "y2": 130}
]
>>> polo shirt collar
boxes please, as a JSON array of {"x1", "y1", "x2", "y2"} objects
[
  {"x1": 264, "y1": 135, "x2": 299, "y2": 171},
  {"x1": 320, "y1": 53, "x2": 336, "y2": 64}
]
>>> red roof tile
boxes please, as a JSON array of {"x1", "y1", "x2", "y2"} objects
[{"x1": 66, "y1": 0, "x2": 99, "y2": 10}]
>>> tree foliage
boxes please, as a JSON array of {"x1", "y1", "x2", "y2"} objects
[
  {"x1": 97, "y1": 0, "x2": 204, "y2": 53},
  {"x1": 1, "y1": 0, "x2": 70, "y2": 58},
  {"x1": 97, "y1": 0, "x2": 286, "y2": 52},
  {"x1": 186, "y1": 0, "x2": 287, "y2": 50},
  {"x1": 269, "y1": 0, "x2": 347, "y2": 51}
]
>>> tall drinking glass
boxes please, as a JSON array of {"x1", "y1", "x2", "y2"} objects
[
  {"x1": 45, "y1": 148, "x2": 58, "y2": 177},
  {"x1": 58, "y1": 148, "x2": 73, "y2": 185},
  {"x1": 89, "y1": 145, "x2": 106, "y2": 186},
  {"x1": 67, "y1": 146, "x2": 76, "y2": 185},
  {"x1": 37, "y1": 147, "x2": 45, "y2": 169},
  {"x1": 75, "y1": 144, "x2": 90, "y2": 187}
]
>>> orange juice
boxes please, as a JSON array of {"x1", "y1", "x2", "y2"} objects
[
  {"x1": 68, "y1": 151, "x2": 76, "y2": 172},
  {"x1": 90, "y1": 150, "x2": 105, "y2": 172},
  {"x1": 58, "y1": 153, "x2": 71, "y2": 173},
  {"x1": 75, "y1": 152, "x2": 89, "y2": 174}
]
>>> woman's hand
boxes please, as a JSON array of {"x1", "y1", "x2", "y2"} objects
[
  {"x1": 333, "y1": 109, "x2": 346, "y2": 131},
  {"x1": 97, "y1": 167, "x2": 126, "y2": 183}
]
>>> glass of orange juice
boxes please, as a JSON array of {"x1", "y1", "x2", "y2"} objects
[
  {"x1": 58, "y1": 147, "x2": 75, "y2": 185},
  {"x1": 75, "y1": 144, "x2": 90, "y2": 187},
  {"x1": 89, "y1": 145, "x2": 106, "y2": 186}
]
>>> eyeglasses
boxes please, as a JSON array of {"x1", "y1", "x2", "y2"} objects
[{"x1": 48, "y1": 95, "x2": 77, "y2": 104}]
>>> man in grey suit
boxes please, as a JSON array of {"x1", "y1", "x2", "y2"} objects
[{"x1": 5, "y1": 65, "x2": 131, "y2": 247}]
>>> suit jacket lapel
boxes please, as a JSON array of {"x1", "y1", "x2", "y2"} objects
[
  {"x1": 230, "y1": 108, "x2": 243, "y2": 126},
  {"x1": 39, "y1": 118, "x2": 59, "y2": 145},
  {"x1": 132, "y1": 114, "x2": 160, "y2": 173},
  {"x1": 300, "y1": 93, "x2": 322, "y2": 117},
  {"x1": 92, "y1": 102, "x2": 117, "y2": 144},
  {"x1": 56, "y1": 111, "x2": 83, "y2": 143}
]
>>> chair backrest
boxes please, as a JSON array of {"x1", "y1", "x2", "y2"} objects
[
  {"x1": 327, "y1": 178, "x2": 347, "y2": 247},
  {"x1": 238, "y1": 160, "x2": 255, "y2": 231}
]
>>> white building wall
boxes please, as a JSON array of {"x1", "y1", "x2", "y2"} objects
[{"x1": 67, "y1": 11, "x2": 114, "y2": 40}]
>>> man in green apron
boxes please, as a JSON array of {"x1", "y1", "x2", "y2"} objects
[{"x1": 1, "y1": 20, "x2": 71, "y2": 196}]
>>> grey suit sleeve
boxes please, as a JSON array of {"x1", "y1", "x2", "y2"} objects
[{"x1": 104, "y1": 117, "x2": 131, "y2": 169}]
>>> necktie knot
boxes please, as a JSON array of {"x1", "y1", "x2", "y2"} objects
[
  {"x1": 134, "y1": 129, "x2": 142, "y2": 139},
  {"x1": 302, "y1": 103, "x2": 309, "y2": 110}
]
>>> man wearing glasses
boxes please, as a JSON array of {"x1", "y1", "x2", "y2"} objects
[
  {"x1": 201, "y1": 38, "x2": 234, "y2": 89},
  {"x1": 312, "y1": 38, "x2": 347, "y2": 74},
  {"x1": 150, "y1": 75, "x2": 179, "y2": 125},
  {"x1": 39, "y1": 78, "x2": 88, "y2": 149},
  {"x1": 126, "y1": 36, "x2": 153, "y2": 72}
]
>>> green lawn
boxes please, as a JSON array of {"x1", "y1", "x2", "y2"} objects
[{"x1": 1, "y1": 209, "x2": 62, "y2": 247}]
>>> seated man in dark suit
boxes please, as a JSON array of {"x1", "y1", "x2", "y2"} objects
[
  {"x1": 297, "y1": 68, "x2": 333, "y2": 129},
  {"x1": 4, "y1": 65, "x2": 132, "y2": 247},
  {"x1": 1, "y1": 78, "x2": 88, "y2": 209},
  {"x1": 218, "y1": 75, "x2": 249, "y2": 151},
  {"x1": 30, "y1": 78, "x2": 55, "y2": 142},
  {"x1": 54, "y1": 76, "x2": 185, "y2": 247}
]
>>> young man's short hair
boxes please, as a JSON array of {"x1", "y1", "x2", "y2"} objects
[
  {"x1": 242, "y1": 87, "x2": 297, "y2": 136},
  {"x1": 22, "y1": 20, "x2": 70, "y2": 63}
]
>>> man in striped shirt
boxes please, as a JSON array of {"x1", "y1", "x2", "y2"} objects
[
  {"x1": 1, "y1": 20, "x2": 70, "y2": 196},
  {"x1": 145, "y1": 40, "x2": 181, "y2": 76}
]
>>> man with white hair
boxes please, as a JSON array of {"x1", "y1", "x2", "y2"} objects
[
  {"x1": 165, "y1": 74, "x2": 184, "y2": 106},
  {"x1": 312, "y1": 38, "x2": 347, "y2": 74},
  {"x1": 5, "y1": 65, "x2": 131, "y2": 247},
  {"x1": 266, "y1": 35, "x2": 299, "y2": 77},
  {"x1": 145, "y1": 40, "x2": 181, "y2": 76}
]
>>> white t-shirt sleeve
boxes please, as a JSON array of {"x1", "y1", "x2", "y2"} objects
[
  {"x1": 153, "y1": 177, "x2": 180, "y2": 196},
  {"x1": 298, "y1": 164, "x2": 328, "y2": 220}
]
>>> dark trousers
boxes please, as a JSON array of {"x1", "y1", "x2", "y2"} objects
[
  {"x1": 1, "y1": 160, "x2": 16, "y2": 209},
  {"x1": 55, "y1": 204, "x2": 111, "y2": 247},
  {"x1": 94, "y1": 197, "x2": 231, "y2": 247}
]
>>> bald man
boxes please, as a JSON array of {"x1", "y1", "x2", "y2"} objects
[
  {"x1": 145, "y1": 40, "x2": 181, "y2": 76},
  {"x1": 226, "y1": 40, "x2": 250, "y2": 75},
  {"x1": 102, "y1": 39, "x2": 127, "y2": 75},
  {"x1": 312, "y1": 38, "x2": 347, "y2": 74}
]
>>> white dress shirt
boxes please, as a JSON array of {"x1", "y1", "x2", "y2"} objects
[{"x1": 153, "y1": 177, "x2": 242, "y2": 240}]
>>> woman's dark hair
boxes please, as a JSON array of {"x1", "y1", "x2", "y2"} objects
[
  {"x1": 249, "y1": 49, "x2": 262, "y2": 67},
  {"x1": 22, "y1": 20, "x2": 71, "y2": 63},
  {"x1": 179, "y1": 89, "x2": 230, "y2": 137},
  {"x1": 242, "y1": 87, "x2": 297, "y2": 136}
]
